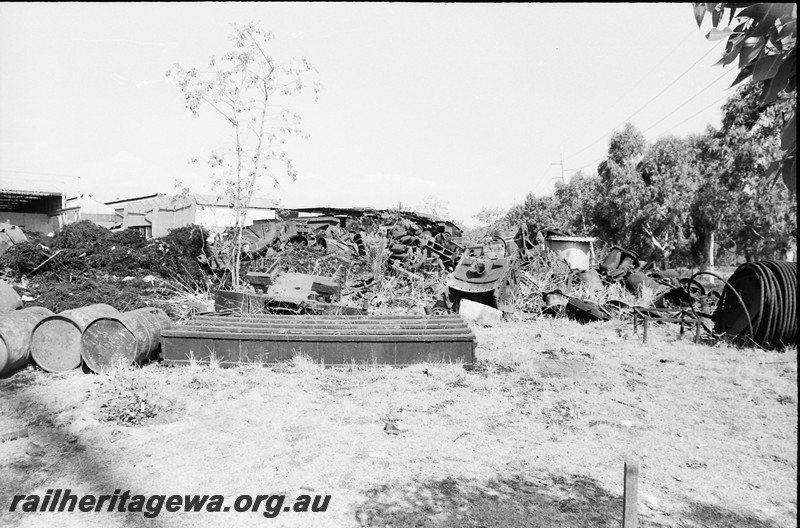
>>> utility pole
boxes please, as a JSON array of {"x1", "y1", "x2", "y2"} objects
[{"x1": 551, "y1": 152, "x2": 573, "y2": 186}]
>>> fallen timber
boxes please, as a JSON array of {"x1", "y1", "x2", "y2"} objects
[{"x1": 160, "y1": 315, "x2": 477, "y2": 368}]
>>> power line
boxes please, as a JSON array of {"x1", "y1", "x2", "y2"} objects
[
  {"x1": 568, "y1": 89, "x2": 735, "y2": 175},
  {"x1": 550, "y1": 152, "x2": 573, "y2": 185},
  {"x1": 604, "y1": 27, "x2": 698, "y2": 114},
  {"x1": 571, "y1": 156, "x2": 605, "y2": 175},
  {"x1": 618, "y1": 42, "x2": 723, "y2": 125},
  {"x1": 654, "y1": 92, "x2": 732, "y2": 137},
  {"x1": 642, "y1": 68, "x2": 737, "y2": 134},
  {"x1": 563, "y1": 40, "x2": 725, "y2": 163}
]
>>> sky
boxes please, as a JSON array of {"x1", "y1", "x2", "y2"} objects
[{"x1": 0, "y1": 2, "x2": 741, "y2": 228}]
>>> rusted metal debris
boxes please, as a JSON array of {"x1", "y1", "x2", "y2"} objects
[
  {"x1": 160, "y1": 314, "x2": 477, "y2": 367},
  {"x1": 446, "y1": 245, "x2": 521, "y2": 314},
  {"x1": 530, "y1": 240, "x2": 725, "y2": 331},
  {"x1": 214, "y1": 289, "x2": 365, "y2": 316},
  {"x1": 541, "y1": 291, "x2": 611, "y2": 324},
  {"x1": 0, "y1": 279, "x2": 23, "y2": 313},
  {"x1": 632, "y1": 306, "x2": 711, "y2": 343},
  {"x1": 0, "y1": 222, "x2": 28, "y2": 258},
  {"x1": 208, "y1": 207, "x2": 465, "y2": 273}
]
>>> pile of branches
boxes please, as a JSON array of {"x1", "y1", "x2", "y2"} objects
[{"x1": 0, "y1": 221, "x2": 213, "y2": 317}]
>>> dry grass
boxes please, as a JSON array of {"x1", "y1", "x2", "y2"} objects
[
  {"x1": 157, "y1": 280, "x2": 216, "y2": 322},
  {"x1": 0, "y1": 318, "x2": 796, "y2": 528},
  {"x1": 362, "y1": 232, "x2": 391, "y2": 285}
]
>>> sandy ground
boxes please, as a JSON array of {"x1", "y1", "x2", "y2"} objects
[{"x1": 0, "y1": 316, "x2": 796, "y2": 528}]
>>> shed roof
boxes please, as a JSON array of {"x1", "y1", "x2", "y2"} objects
[{"x1": 0, "y1": 189, "x2": 64, "y2": 213}]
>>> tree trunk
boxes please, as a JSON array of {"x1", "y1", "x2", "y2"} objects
[{"x1": 707, "y1": 230, "x2": 715, "y2": 272}]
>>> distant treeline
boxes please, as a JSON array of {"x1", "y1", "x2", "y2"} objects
[{"x1": 503, "y1": 82, "x2": 797, "y2": 268}]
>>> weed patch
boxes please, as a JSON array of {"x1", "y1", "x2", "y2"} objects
[
  {"x1": 541, "y1": 398, "x2": 581, "y2": 429},
  {"x1": 99, "y1": 368, "x2": 172, "y2": 426}
]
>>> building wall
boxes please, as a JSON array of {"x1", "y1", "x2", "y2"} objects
[
  {"x1": 194, "y1": 205, "x2": 276, "y2": 234},
  {"x1": 60, "y1": 209, "x2": 81, "y2": 225},
  {"x1": 1, "y1": 212, "x2": 59, "y2": 234},
  {"x1": 151, "y1": 203, "x2": 197, "y2": 238},
  {"x1": 59, "y1": 210, "x2": 117, "y2": 230},
  {"x1": 82, "y1": 214, "x2": 117, "y2": 229}
]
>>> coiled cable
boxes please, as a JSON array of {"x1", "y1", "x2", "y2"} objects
[{"x1": 713, "y1": 260, "x2": 797, "y2": 349}]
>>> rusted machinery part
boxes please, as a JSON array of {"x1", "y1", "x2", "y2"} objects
[
  {"x1": 706, "y1": 261, "x2": 797, "y2": 349},
  {"x1": 429, "y1": 299, "x2": 449, "y2": 316},
  {"x1": 678, "y1": 277, "x2": 705, "y2": 297},
  {"x1": 603, "y1": 299, "x2": 632, "y2": 319}
]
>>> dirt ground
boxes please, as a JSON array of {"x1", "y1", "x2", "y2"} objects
[{"x1": 0, "y1": 316, "x2": 796, "y2": 528}]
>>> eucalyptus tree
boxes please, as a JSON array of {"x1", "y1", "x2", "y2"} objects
[
  {"x1": 592, "y1": 123, "x2": 648, "y2": 253},
  {"x1": 637, "y1": 136, "x2": 702, "y2": 267},
  {"x1": 552, "y1": 171, "x2": 600, "y2": 237},
  {"x1": 704, "y1": 82, "x2": 797, "y2": 261},
  {"x1": 693, "y1": 2, "x2": 796, "y2": 194}
]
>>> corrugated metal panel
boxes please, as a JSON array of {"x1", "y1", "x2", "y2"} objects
[{"x1": 161, "y1": 314, "x2": 476, "y2": 367}]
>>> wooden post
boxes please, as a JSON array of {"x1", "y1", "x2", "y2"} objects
[{"x1": 623, "y1": 460, "x2": 639, "y2": 528}]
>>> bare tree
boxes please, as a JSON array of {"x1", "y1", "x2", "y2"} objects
[{"x1": 167, "y1": 22, "x2": 319, "y2": 288}]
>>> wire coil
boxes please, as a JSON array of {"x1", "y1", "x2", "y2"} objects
[{"x1": 714, "y1": 260, "x2": 797, "y2": 349}]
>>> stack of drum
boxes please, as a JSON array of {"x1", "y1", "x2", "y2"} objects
[{"x1": 0, "y1": 304, "x2": 172, "y2": 376}]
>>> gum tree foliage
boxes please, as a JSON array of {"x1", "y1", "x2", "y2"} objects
[
  {"x1": 167, "y1": 23, "x2": 319, "y2": 289},
  {"x1": 505, "y1": 194, "x2": 560, "y2": 237},
  {"x1": 591, "y1": 124, "x2": 702, "y2": 266},
  {"x1": 463, "y1": 207, "x2": 511, "y2": 245},
  {"x1": 636, "y1": 136, "x2": 702, "y2": 266},
  {"x1": 694, "y1": 82, "x2": 797, "y2": 262},
  {"x1": 688, "y1": 127, "x2": 731, "y2": 266},
  {"x1": 504, "y1": 172, "x2": 599, "y2": 242},
  {"x1": 504, "y1": 86, "x2": 795, "y2": 267},
  {"x1": 592, "y1": 123, "x2": 648, "y2": 253},
  {"x1": 551, "y1": 172, "x2": 599, "y2": 237},
  {"x1": 693, "y1": 3, "x2": 796, "y2": 194},
  {"x1": 473, "y1": 206, "x2": 508, "y2": 227}
]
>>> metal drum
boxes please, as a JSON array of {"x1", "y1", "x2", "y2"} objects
[
  {"x1": 81, "y1": 308, "x2": 172, "y2": 373},
  {"x1": 30, "y1": 304, "x2": 120, "y2": 373},
  {"x1": 0, "y1": 306, "x2": 54, "y2": 376}
]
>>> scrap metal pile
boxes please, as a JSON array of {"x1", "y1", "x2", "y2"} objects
[
  {"x1": 206, "y1": 207, "x2": 475, "y2": 316},
  {"x1": 205, "y1": 210, "x2": 545, "y2": 325},
  {"x1": 527, "y1": 243, "x2": 797, "y2": 350},
  {"x1": 206, "y1": 207, "x2": 464, "y2": 273},
  {"x1": 204, "y1": 208, "x2": 797, "y2": 351},
  {"x1": 1, "y1": 207, "x2": 795, "y2": 378}
]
